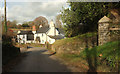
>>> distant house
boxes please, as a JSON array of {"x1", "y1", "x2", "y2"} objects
[
  {"x1": 17, "y1": 31, "x2": 34, "y2": 44},
  {"x1": 17, "y1": 20, "x2": 65, "y2": 44}
]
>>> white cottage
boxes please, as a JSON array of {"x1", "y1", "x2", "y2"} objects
[
  {"x1": 34, "y1": 20, "x2": 64, "y2": 44},
  {"x1": 17, "y1": 31, "x2": 34, "y2": 44},
  {"x1": 17, "y1": 20, "x2": 64, "y2": 44}
]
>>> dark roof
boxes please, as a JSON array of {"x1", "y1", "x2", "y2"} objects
[
  {"x1": 56, "y1": 28, "x2": 65, "y2": 35},
  {"x1": 17, "y1": 31, "x2": 34, "y2": 35},
  {"x1": 48, "y1": 35, "x2": 64, "y2": 40},
  {"x1": 36, "y1": 26, "x2": 49, "y2": 33},
  {"x1": 27, "y1": 31, "x2": 34, "y2": 35}
]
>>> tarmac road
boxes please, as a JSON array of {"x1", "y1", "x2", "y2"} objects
[{"x1": 10, "y1": 47, "x2": 71, "y2": 72}]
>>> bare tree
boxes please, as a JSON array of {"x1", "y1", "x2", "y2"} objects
[
  {"x1": 55, "y1": 14, "x2": 62, "y2": 28},
  {"x1": 33, "y1": 16, "x2": 48, "y2": 26}
]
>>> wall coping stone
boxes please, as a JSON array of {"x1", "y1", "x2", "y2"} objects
[{"x1": 98, "y1": 16, "x2": 112, "y2": 23}]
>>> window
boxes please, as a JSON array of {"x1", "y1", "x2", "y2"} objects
[
  {"x1": 35, "y1": 37, "x2": 40, "y2": 42},
  {"x1": 27, "y1": 34, "x2": 34, "y2": 40},
  {"x1": 23, "y1": 40, "x2": 25, "y2": 43}
]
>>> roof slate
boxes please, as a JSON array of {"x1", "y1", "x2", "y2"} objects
[
  {"x1": 36, "y1": 26, "x2": 49, "y2": 33},
  {"x1": 56, "y1": 28, "x2": 65, "y2": 35},
  {"x1": 17, "y1": 31, "x2": 34, "y2": 35},
  {"x1": 48, "y1": 35, "x2": 64, "y2": 40}
]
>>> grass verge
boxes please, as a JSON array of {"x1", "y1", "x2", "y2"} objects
[{"x1": 56, "y1": 41, "x2": 120, "y2": 72}]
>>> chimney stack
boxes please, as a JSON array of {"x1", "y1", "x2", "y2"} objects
[
  {"x1": 32, "y1": 25, "x2": 36, "y2": 34},
  {"x1": 32, "y1": 25, "x2": 36, "y2": 31}
]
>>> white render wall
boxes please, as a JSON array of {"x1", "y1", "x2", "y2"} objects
[
  {"x1": 17, "y1": 34, "x2": 27, "y2": 44},
  {"x1": 47, "y1": 36, "x2": 55, "y2": 44},
  {"x1": 33, "y1": 33, "x2": 37, "y2": 43},
  {"x1": 17, "y1": 31, "x2": 56, "y2": 44},
  {"x1": 34, "y1": 33, "x2": 55, "y2": 44},
  {"x1": 47, "y1": 27, "x2": 59, "y2": 36},
  {"x1": 47, "y1": 20, "x2": 59, "y2": 36},
  {"x1": 32, "y1": 31, "x2": 36, "y2": 34},
  {"x1": 17, "y1": 34, "x2": 35, "y2": 44}
]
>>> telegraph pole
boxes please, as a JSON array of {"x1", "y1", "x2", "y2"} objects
[{"x1": 4, "y1": 0, "x2": 7, "y2": 34}]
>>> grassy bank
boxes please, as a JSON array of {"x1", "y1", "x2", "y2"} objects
[
  {"x1": 56, "y1": 41, "x2": 120, "y2": 72},
  {"x1": 51, "y1": 32, "x2": 97, "y2": 54},
  {"x1": 49, "y1": 32, "x2": 119, "y2": 72}
]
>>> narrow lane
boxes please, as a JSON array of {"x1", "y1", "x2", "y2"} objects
[{"x1": 11, "y1": 47, "x2": 71, "y2": 72}]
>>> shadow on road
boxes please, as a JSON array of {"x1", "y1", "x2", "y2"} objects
[
  {"x1": 49, "y1": 52, "x2": 56, "y2": 56},
  {"x1": 27, "y1": 46, "x2": 33, "y2": 49},
  {"x1": 9, "y1": 47, "x2": 71, "y2": 72},
  {"x1": 40, "y1": 50, "x2": 47, "y2": 52}
]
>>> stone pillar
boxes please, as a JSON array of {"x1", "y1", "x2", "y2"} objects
[{"x1": 98, "y1": 16, "x2": 112, "y2": 45}]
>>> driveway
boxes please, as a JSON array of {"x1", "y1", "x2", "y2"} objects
[{"x1": 10, "y1": 47, "x2": 71, "y2": 72}]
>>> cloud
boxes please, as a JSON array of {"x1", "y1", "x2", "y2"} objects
[
  {"x1": 0, "y1": 6, "x2": 9, "y2": 17},
  {"x1": 6, "y1": 2, "x2": 68, "y2": 24},
  {"x1": 5, "y1": 0, "x2": 119, "y2": 2},
  {"x1": 5, "y1": 0, "x2": 67, "y2": 2}
]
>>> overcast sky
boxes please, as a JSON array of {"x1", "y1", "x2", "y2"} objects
[
  {"x1": 0, "y1": 0, "x2": 69, "y2": 24},
  {"x1": 1, "y1": 0, "x2": 118, "y2": 24}
]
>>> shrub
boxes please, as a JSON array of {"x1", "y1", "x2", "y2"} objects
[{"x1": 2, "y1": 35, "x2": 20, "y2": 65}]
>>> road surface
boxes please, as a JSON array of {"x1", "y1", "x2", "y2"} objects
[{"x1": 10, "y1": 47, "x2": 71, "y2": 72}]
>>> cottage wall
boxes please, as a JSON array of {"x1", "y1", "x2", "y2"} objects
[
  {"x1": 17, "y1": 20, "x2": 64, "y2": 44},
  {"x1": 47, "y1": 36, "x2": 55, "y2": 44},
  {"x1": 47, "y1": 28, "x2": 59, "y2": 36},
  {"x1": 17, "y1": 34, "x2": 27, "y2": 44},
  {"x1": 35, "y1": 33, "x2": 55, "y2": 44},
  {"x1": 47, "y1": 20, "x2": 59, "y2": 36}
]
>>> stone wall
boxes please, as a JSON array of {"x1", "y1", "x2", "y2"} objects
[
  {"x1": 98, "y1": 16, "x2": 111, "y2": 45},
  {"x1": 98, "y1": 16, "x2": 120, "y2": 46}
]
